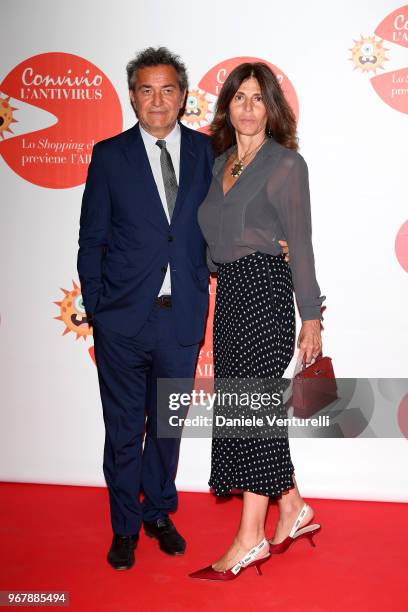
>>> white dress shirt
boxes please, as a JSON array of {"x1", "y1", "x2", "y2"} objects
[{"x1": 140, "y1": 122, "x2": 181, "y2": 296}]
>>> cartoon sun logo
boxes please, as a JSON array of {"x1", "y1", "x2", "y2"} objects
[
  {"x1": 181, "y1": 88, "x2": 215, "y2": 129},
  {"x1": 54, "y1": 280, "x2": 92, "y2": 340},
  {"x1": 0, "y1": 95, "x2": 18, "y2": 140},
  {"x1": 349, "y1": 36, "x2": 389, "y2": 73}
]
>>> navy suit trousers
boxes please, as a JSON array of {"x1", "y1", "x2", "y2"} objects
[{"x1": 93, "y1": 302, "x2": 199, "y2": 535}]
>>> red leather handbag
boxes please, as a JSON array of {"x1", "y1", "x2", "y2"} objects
[{"x1": 291, "y1": 355, "x2": 337, "y2": 418}]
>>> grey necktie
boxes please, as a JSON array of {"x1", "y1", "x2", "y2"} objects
[{"x1": 155, "y1": 139, "x2": 178, "y2": 220}]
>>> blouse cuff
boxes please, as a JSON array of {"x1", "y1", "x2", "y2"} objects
[{"x1": 299, "y1": 296, "x2": 326, "y2": 322}]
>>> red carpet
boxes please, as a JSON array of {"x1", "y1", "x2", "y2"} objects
[{"x1": 1, "y1": 483, "x2": 407, "y2": 611}]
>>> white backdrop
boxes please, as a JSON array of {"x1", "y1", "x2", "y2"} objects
[{"x1": 1, "y1": 0, "x2": 407, "y2": 502}]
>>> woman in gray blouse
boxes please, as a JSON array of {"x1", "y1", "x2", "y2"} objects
[{"x1": 190, "y1": 63, "x2": 325, "y2": 581}]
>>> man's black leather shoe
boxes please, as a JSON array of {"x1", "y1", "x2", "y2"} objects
[
  {"x1": 143, "y1": 517, "x2": 186, "y2": 555},
  {"x1": 107, "y1": 533, "x2": 139, "y2": 570}
]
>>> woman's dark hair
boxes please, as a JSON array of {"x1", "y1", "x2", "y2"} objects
[{"x1": 210, "y1": 63, "x2": 298, "y2": 155}]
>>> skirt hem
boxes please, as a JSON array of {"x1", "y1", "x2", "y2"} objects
[{"x1": 208, "y1": 471, "x2": 295, "y2": 500}]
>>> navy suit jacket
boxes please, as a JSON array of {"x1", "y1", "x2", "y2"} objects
[{"x1": 77, "y1": 122, "x2": 213, "y2": 345}]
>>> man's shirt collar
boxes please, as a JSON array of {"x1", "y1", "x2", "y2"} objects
[{"x1": 139, "y1": 122, "x2": 181, "y2": 149}]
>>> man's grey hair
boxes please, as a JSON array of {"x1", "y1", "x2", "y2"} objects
[{"x1": 126, "y1": 47, "x2": 189, "y2": 91}]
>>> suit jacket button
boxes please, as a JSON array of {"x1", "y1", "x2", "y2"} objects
[
  {"x1": 168, "y1": 235, "x2": 174, "y2": 242},
  {"x1": 161, "y1": 266, "x2": 167, "y2": 273}
]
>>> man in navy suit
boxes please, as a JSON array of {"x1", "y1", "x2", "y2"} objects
[{"x1": 77, "y1": 47, "x2": 213, "y2": 569}]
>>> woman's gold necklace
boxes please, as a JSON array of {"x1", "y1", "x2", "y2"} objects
[{"x1": 230, "y1": 138, "x2": 267, "y2": 178}]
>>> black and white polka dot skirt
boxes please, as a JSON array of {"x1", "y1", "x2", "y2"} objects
[{"x1": 209, "y1": 251, "x2": 297, "y2": 498}]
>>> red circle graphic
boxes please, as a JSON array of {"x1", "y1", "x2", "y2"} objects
[
  {"x1": 397, "y1": 393, "x2": 408, "y2": 439},
  {"x1": 0, "y1": 52, "x2": 122, "y2": 188},
  {"x1": 395, "y1": 219, "x2": 408, "y2": 273}
]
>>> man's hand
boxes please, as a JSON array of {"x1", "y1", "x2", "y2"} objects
[{"x1": 278, "y1": 239, "x2": 290, "y2": 263}]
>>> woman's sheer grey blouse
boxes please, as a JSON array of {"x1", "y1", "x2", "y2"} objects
[{"x1": 198, "y1": 138, "x2": 326, "y2": 321}]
